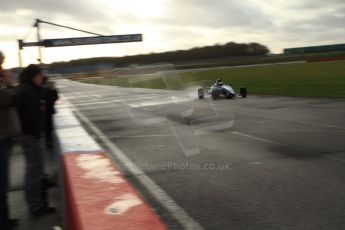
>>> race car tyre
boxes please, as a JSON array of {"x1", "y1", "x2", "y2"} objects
[
  {"x1": 198, "y1": 88, "x2": 204, "y2": 99},
  {"x1": 212, "y1": 90, "x2": 220, "y2": 100},
  {"x1": 224, "y1": 90, "x2": 232, "y2": 99},
  {"x1": 240, "y1": 87, "x2": 247, "y2": 98}
]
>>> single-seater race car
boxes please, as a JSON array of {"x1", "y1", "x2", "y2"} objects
[{"x1": 197, "y1": 78, "x2": 247, "y2": 100}]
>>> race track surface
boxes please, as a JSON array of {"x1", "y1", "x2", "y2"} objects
[{"x1": 57, "y1": 79, "x2": 345, "y2": 230}]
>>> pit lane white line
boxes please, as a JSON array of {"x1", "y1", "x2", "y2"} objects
[
  {"x1": 61, "y1": 100, "x2": 117, "y2": 107},
  {"x1": 64, "y1": 93, "x2": 103, "y2": 99},
  {"x1": 95, "y1": 133, "x2": 197, "y2": 139},
  {"x1": 69, "y1": 100, "x2": 205, "y2": 230},
  {"x1": 129, "y1": 96, "x2": 193, "y2": 108},
  {"x1": 63, "y1": 95, "x2": 159, "y2": 107}
]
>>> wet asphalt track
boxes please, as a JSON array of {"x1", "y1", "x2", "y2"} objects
[{"x1": 57, "y1": 79, "x2": 345, "y2": 230}]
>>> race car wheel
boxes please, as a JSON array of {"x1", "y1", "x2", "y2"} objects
[
  {"x1": 240, "y1": 87, "x2": 247, "y2": 98},
  {"x1": 224, "y1": 90, "x2": 232, "y2": 99},
  {"x1": 212, "y1": 90, "x2": 220, "y2": 100},
  {"x1": 198, "y1": 88, "x2": 204, "y2": 99}
]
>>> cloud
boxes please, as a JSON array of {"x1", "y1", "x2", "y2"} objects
[
  {"x1": 0, "y1": 0, "x2": 344, "y2": 68},
  {"x1": 158, "y1": 0, "x2": 274, "y2": 29},
  {"x1": 1, "y1": 0, "x2": 108, "y2": 21},
  {"x1": 292, "y1": 0, "x2": 345, "y2": 9}
]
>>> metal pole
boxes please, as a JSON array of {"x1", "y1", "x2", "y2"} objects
[
  {"x1": 38, "y1": 19, "x2": 104, "y2": 36},
  {"x1": 18, "y1": 50, "x2": 22, "y2": 68},
  {"x1": 18, "y1": 40, "x2": 23, "y2": 67},
  {"x1": 36, "y1": 19, "x2": 43, "y2": 64}
]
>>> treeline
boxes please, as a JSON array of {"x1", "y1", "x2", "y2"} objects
[{"x1": 50, "y1": 42, "x2": 270, "y2": 68}]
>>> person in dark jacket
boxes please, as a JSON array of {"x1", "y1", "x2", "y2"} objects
[
  {"x1": 0, "y1": 51, "x2": 19, "y2": 230},
  {"x1": 42, "y1": 79, "x2": 59, "y2": 149},
  {"x1": 16, "y1": 64, "x2": 56, "y2": 217}
]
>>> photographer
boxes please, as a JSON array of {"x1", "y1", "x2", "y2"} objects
[
  {"x1": 16, "y1": 64, "x2": 56, "y2": 217},
  {"x1": 0, "y1": 51, "x2": 19, "y2": 230}
]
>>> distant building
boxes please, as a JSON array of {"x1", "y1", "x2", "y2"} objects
[{"x1": 284, "y1": 43, "x2": 345, "y2": 54}]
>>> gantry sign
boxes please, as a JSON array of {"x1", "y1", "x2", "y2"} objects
[{"x1": 18, "y1": 19, "x2": 143, "y2": 66}]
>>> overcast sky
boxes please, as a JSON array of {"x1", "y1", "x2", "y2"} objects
[{"x1": 1, "y1": 0, "x2": 344, "y2": 68}]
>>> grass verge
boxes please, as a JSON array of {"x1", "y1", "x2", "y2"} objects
[{"x1": 77, "y1": 61, "x2": 345, "y2": 98}]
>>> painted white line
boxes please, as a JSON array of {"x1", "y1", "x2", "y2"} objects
[
  {"x1": 53, "y1": 227, "x2": 63, "y2": 230},
  {"x1": 231, "y1": 131, "x2": 284, "y2": 146},
  {"x1": 251, "y1": 130, "x2": 345, "y2": 133},
  {"x1": 113, "y1": 95, "x2": 158, "y2": 102},
  {"x1": 324, "y1": 155, "x2": 345, "y2": 164},
  {"x1": 231, "y1": 131, "x2": 345, "y2": 164},
  {"x1": 54, "y1": 104, "x2": 101, "y2": 152},
  {"x1": 67, "y1": 94, "x2": 188, "y2": 108},
  {"x1": 64, "y1": 95, "x2": 160, "y2": 107},
  {"x1": 76, "y1": 154, "x2": 124, "y2": 184},
  {"x1": 101, "y1": 133, "x2": 198, "y2": 139},
  {"x1": 129, "y1": 96, "x2": 193, "y2": 108},
  {"x1": 76, "y1": 104, "x2": 122, "y2": 111},
  {"x1": 105, "y1": 193, "x2": 142, "y2": 215},
  {"x1": 64, "y1": 94, "x2": 104, "y2": 99},
  {"x1": 66, "y1": 100, "x2": 117, "y2": 107},
  {"x1": 65, "y1": 98, "x2": 204, "y2": 230},
  {"x1": 233, "y1": 110, "x2": 345, "y2": 131}
]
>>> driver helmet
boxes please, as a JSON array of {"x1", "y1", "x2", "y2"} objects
[{"x1": 216, "y1": 78, "x2": 223, "y2": 85}]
